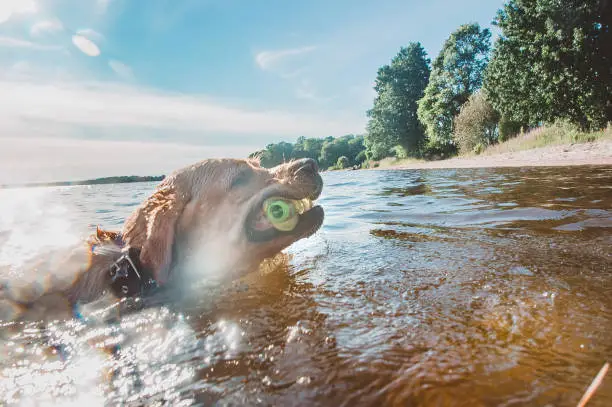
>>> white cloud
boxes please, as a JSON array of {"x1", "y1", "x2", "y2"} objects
[
  {"x1": 0, "y1": 79, "x2": 365, "y2": 140},
  {"x1": 0, "y1": 35, "x2": 61, "y2": 50},
  {"x1": 2, "y1": 59, "x2": 74, "y2": 82},
  {"x1": 0, "y1": 0, "x2": 37, "y2": 24},
  {"x1": 255, "y1": 45, "x2": 317, "y2": 72},
  {"x1": 31, "y1": 19, "x2": 64, "y2": 37},
  {"x1": 254, "y1": 45, "x2": 336, "y2": 103},
  {"x1": 76, "y1": 28, "x2": 105, "y2": 42},
  {"x1": 72, "y1": 34, "x2": 101, "y2": 56},
  {"x1": 108, "y1": 60, "x2": 133, "y2": 80}
]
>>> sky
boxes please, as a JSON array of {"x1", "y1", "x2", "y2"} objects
[{"x1": 0, "y1": 0, "x2": 505, "y2": 184}]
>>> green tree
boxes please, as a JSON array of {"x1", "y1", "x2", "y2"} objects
[
  {"x1": 293, "y1": 136, "x2": 325, "y2": 161},
  {"x1": 498, "y1": 116, "x2": 524, "y2": 142},
  {"x1": 319, "y1": 135, "x2": 351, "y2": 169},
  {"x1": 483, "y1": 0, "x2": 611, "y2": 130},
  {"x1": 347, "y1": 136, "x2": 365, "y2": 164},
  {"x1": 248, "y1": 149, "x2": 275, "y2": 167},
  {"x1": 365, "y1": 42, "x2": 431, "y2": 159},
  {"x1": 364, "y1": 116, "x2": 396, "y2": 160},
  {"x1": 453, "y1": 91, "x2": 500, "y2": 154},
  {"x1": 354, "y1": 150, "x2": 367, "y2": 166},
  {"x1": 417, "y1": 23, "x2": 492, "y2": 154},
  {"x1": 249, "y1": 134, "x2": 367, "y2": 170},
  {"x1": 336, "y1": 156, "x2": 350, "y2": 169}
]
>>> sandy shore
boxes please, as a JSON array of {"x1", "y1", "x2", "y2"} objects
[{"x1": 385, "y1": 139, "x2": 612, "y2": 170}]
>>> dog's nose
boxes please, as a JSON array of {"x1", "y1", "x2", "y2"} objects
[{"x1": 295, "y1": 158, "x2": 319, "y2": 174}]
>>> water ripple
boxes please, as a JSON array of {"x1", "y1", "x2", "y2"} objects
[{"x1": 0, "y1": 167, "x2": 611, "y2": 406}]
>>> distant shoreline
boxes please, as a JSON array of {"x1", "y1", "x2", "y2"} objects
[
  {"x1": 363, "y1": 139, "x2": 612, "y2": 171},
  {"x1": 0, "y1": 175, "x2": 165, "y2": 189},
  {"x1": 4, "y1": 139, "x2": 611, "y2": 189}
]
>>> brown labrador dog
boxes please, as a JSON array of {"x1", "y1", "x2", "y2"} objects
[{"x1": 0, "y1": 157, "x2": 324, "y2": 322}]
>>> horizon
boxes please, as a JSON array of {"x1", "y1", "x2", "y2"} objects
[
  {"x1": 0, "y1": 0, "x2": 504, "y2": 184},
  {"x1": 0, "y1": 173, "x2": 165, "y2": 188}
]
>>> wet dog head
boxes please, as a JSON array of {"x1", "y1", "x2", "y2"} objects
[{"x1": 121, "y1": 158, "x2": 324, "y2": 285}]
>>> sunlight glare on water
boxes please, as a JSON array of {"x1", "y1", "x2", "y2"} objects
[
  {"x1": 1, "y1": 167, "x2": 611, "y2": 406},
  {"x1": 0, "y1": 187, "x2": 81, "y2": 271}
]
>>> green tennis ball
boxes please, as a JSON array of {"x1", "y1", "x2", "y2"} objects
[
  {"x1": 263, "y1": 198, "x2": 300, "y2": 231},
  {"x1": 265, "y1": 200, "x2": 291, "y2": 223}
]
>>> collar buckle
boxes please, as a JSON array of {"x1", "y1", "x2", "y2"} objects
[{"x1": 108, "y1": 248, "x2": 157, "y2": 298}]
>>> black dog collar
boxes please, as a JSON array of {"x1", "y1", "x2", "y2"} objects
[{"x1": 108, "y1": 247, "x2": 158, "y2": 298}]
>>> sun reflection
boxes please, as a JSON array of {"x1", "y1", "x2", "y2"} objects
[
  {"x1": 210, "y1": 318, "x2": 245, "y2": 359},
  {"x1": 0, "y1": 187, "x2": 80, "y2": 272},
  {"x1": 0, "y1": 187, "x2": 86, "y2": 309},
  {"x1": 0, "y1": 352, "x2": 107, "y2": 406},
  {"x1": 33, "y1": 391, "x2": 106, "y2": 407},
  {"x1": 104, "y1": 310, "x2": 199, "y2": 403},
  {"x1": 286, "y1": 321, "x2": 312, "y2": 344},
  {"x1": 1, "y1": 306, "x2": 205, "y2": 405}
]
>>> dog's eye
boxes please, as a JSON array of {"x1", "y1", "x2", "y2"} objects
[{"x1": 230, "y1": 171, "x2": 251, "y2": 189}]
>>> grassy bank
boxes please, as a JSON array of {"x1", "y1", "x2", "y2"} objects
[
  {"x1": 357, "y1": 122, "x2": 612, "y2": 170},
  {"x1": 364, "y1": 157, "x2": 426, "y2": 169},
  {"x1": 480, "y1": 122, "x2": 612, "y2": 157}
]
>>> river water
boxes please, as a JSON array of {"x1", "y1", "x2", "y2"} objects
[{"x1": 1, "y1": 166, "x2": 611, "y2": 406}]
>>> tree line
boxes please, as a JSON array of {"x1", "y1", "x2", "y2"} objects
[
  {"x1": 250, "y1": 134, "x2": 367, "y2": 170},
  {"x1": 1, "y1": 175, "x2": 166, "y2": 189},
  {"x1": 251, "y1": 0, "x2": 611, "y2": 168}
]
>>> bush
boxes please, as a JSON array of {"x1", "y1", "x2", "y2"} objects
[
  {"x1": 482, "y1": 120, "x2": 611, "y2": 156},
  {"x1": 336, "y1": 156, "x2": 350, "y2": 169},
  {"x1": 528, "y1": 120, "x2": 600, "y2": 145},
  {"x1": 453, "y1": 92, "x2": 500, "y2": 154},
  {"x1": 473, "y1": 143, "x2": 485, "y2": 154}
]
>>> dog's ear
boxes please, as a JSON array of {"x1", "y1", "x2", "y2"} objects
[
  {"x1": 95, "y1": 226, "x2": 120, "y2": 242},
  {"x1": 122, "y1": 185, "x2": 190, "y2": 285}
]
